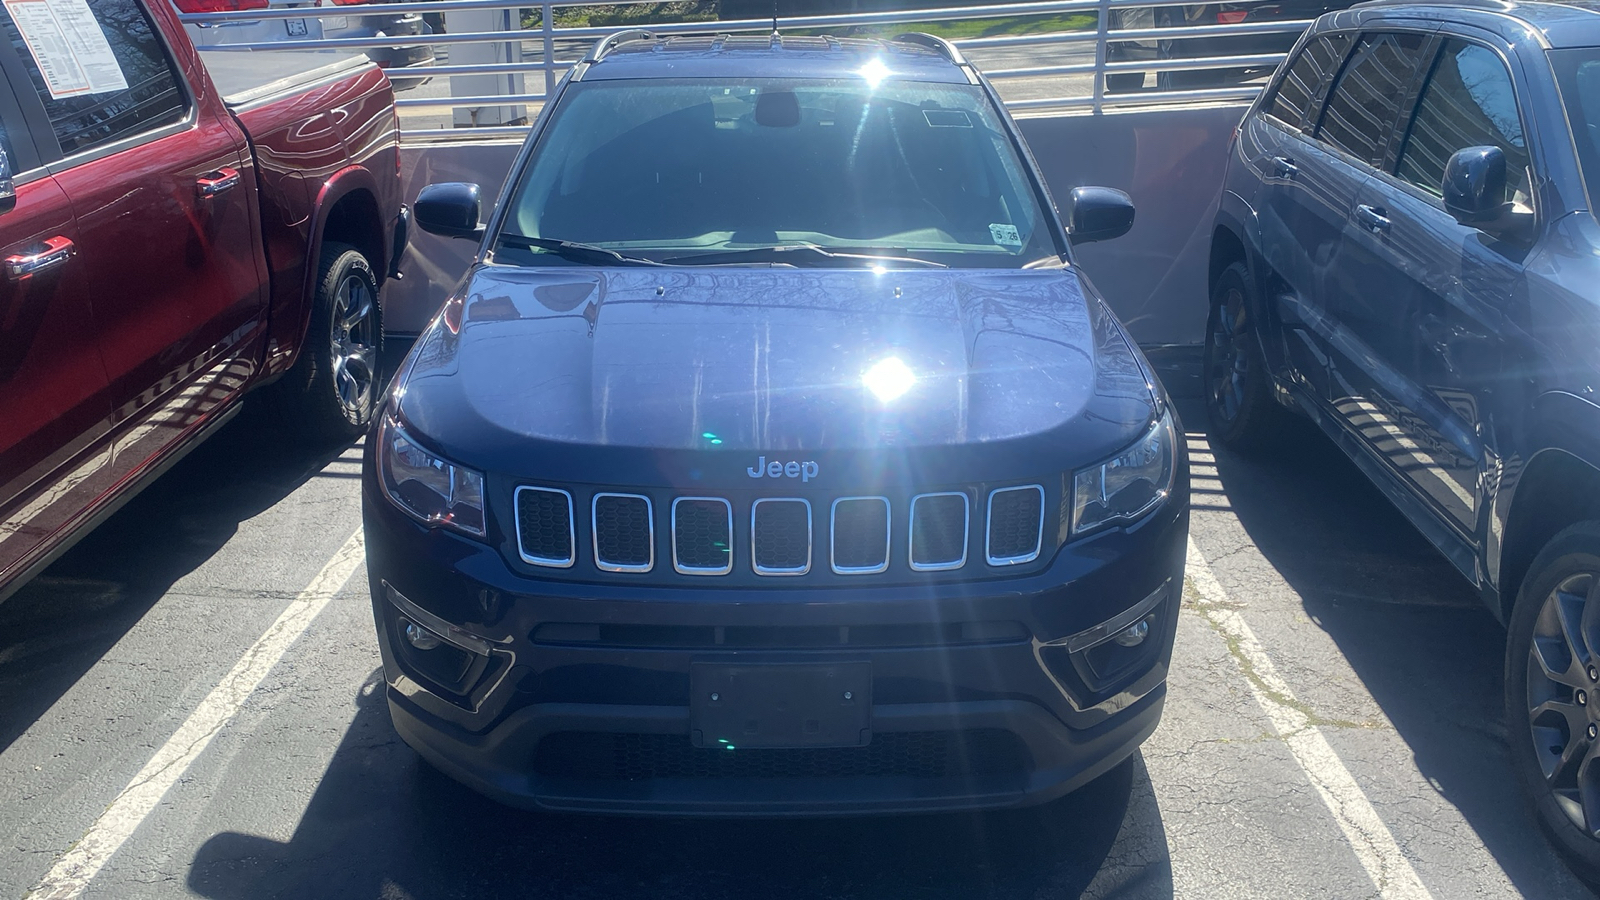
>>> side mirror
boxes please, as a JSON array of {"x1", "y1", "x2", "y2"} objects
[
  {"x1": 1442, "y1": 146, "x2": 1507, "y2": 226},
  {"x1": 1066, "y1": 186, "x2": 1135, "y2": 244},
  {"x1": 0, "y1": 146, "x2": 16, "y2": 216},
  {"x1": 415, "y1": 182, "x2": 482, "y2": 240}
]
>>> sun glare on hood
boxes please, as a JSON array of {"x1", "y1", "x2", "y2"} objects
[{"x1": 863, "y1": 356, "x2": 916, "y2": 403}]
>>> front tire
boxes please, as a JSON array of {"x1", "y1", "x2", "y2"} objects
[
  {"x1": 1507, "y1": 522, "x2": 1600, "y2": 889},
  {"x1": 272, "y1": 242, "x2": 383, "y2": 442},
  {"x1": 1203, "y1": 260, "x2": 1286, "y2": 452}
]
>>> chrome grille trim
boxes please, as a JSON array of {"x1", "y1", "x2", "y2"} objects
[
  {"x1": 830, "y1": 496, "x2": 891, "y2": 575},
  {"x1": 751, "y1": 498, "x2": 812, "y2": 576},
  {"x1": 671, "y1": 496, "x2": 734, "y2": 576},
  {"x1": 985, "y1": 484, "x2": 1045, "y2": 566},
  {"x1": 908, "y1": 491, "x2": 969, "y2": 572},
  {"x1": 514, "y1": 485, "x2": 576, "y2": 568},
  {"x1": 592, "y1": 492, "x2": 654, "y2": 573}
]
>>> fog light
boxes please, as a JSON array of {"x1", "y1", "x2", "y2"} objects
[
  {"x1": 401, "y1": 617, "x2": 442, "y2": 651},
  {"x1": 1113, "y1": 619, "x2": 1149, "y2": 647}
]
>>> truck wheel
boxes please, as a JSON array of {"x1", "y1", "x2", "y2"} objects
[
  {"x1": 1203, "y1": 260, "x2": 1286, "y2": 453},
  {"x1": 1506, "y1": 521, "x2": 1600, "y2": 890},
  {"x1": 278, "y1": 242, "x2": 383, "y2": 442},
  {"x1": 1105, "y1": 72, "x2": 1146, "y2": 92}
]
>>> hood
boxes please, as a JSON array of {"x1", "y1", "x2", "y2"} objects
[{"x1": 396, "y1": 265, "x2": 1158, "y2": 483}]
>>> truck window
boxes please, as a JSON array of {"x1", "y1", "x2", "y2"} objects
[
  {"x1": 1396, "y1": 40, "x2": 1532, "y2": 211},
  {"x1": 1266, "y1": 33, "x2": 1353, "y2": 131},
  {"x1": 1316, "y1": 31, "x2": 1428, "y2": 165},
  {"x1": 0, "y1": 0, "x2": 186, "y2": 157}
]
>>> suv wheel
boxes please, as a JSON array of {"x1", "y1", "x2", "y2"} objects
[
  {"x1": 1508, "y1": 521, "x2": 1600, "y2": 888},
  {"x1": 271, "y1": 242, "x2": 383, "y2": 442},
  {"x1": 1203, "y1": 260, "x2": 1285, "y2": 452}
]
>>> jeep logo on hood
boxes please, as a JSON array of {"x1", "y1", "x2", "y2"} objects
[{"x1": 747, "y1": 456, "x2": 819, "y2": 482}]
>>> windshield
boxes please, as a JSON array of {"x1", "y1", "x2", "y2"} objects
[
  {"x1": 1553, "y1": 48, "x2": 1600, "y2": 213},
  {"x1": 494, "y1": 77, "x2": 1061, "y2": 268}
]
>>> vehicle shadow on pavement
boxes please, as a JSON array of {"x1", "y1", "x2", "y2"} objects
[
  {"x1": 187, "y1": 669, "x2": 1175, "y2": 900},
  {"x1": 0, "y1": 398, "x2": 360, "y2": 756},
  {"x1": 1202, "y1": 411, "x2": 1588, "y2": 897}
]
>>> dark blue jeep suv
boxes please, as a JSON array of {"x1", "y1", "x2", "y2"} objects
[
  {"x1": 1209, "y1": 0, "x2": 1600, "y2": 880},
  {"x1": 365, "y1": 32, "x2": 1189, "y2": 815}
]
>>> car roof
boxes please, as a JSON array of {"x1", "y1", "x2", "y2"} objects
[
  {"x1": 1349, "y1": 0, "x2": 1600, "y2": 49},
  {"x1": 574, "y1": 33, "x2": 976, "y2": 84}
]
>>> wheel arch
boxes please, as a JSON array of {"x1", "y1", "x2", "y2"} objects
[{"x1": 1497, "y1": 393, "x2": 1600, "y2": 622}]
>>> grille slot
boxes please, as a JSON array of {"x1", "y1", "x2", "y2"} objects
[
  {"x1": 831, "y1": 496, "x2": 890, "y2": 574},
  {"x1": 515, "y1": 486, "x2": 575, "y2": 567},
  {"x1": 751, "y1": 498, "x2": 811, "y2": 575},
  {"x1": 909, "y1": 492, "x2": 968, "y2": 571},
  {"x1": 672, "y1": 497, "x2": 733, "y2": 575},
  {"x1": 533, "y1": 730, "x2": 1030, "y2": 781},
  {"x1": 986, "y1": 485, "x2": 1045, "y2": 565},
  {"x1": 593, "y1": 493, "x2": 653, "y2": 573}
]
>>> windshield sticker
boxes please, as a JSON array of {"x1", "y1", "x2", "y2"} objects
[
  {"x1": 989, "y1": 223, "x2": 1022, "y2": 247},
  {"x1": 4, "y1": 0, "x2": 127, "y2": 99},
  {"x1": 922, "y1": 109, "x2": 972, "y2": 128}
]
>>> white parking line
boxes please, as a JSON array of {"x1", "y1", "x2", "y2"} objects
[
  {"x1": 25, "y1": 528, "x2": 366, "y2": 900},
  {"x1": 1186, "y1": 537, "x2": 1433, "y2": 900}
]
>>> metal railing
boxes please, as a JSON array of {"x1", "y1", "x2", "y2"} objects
[{"x1": 179, "y1": 0, "x2": 1312, "y2": 139}]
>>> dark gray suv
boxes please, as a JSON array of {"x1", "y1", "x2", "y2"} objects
[{"x1": 1208, "y1": 0, "x2": 1600, "y2": 883}]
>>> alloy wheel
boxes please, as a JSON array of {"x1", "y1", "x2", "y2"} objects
[
  {"x1": 1206, "y1": 285, "x2": 1250, "y2": 426},
  {"x1": 1527, "y1": 570, "x2": 1600, "y2": 838},
  {"x1": 331, "y1": 272, "x2": 378, "y2": 416}
]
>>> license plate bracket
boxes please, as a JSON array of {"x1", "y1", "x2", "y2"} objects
[
  {"x1": 690, "y1": 662, "x2": 871, "y2": 749},
  {"x1": 284, "y1": 17, "x2": 308, "y2": 35}
]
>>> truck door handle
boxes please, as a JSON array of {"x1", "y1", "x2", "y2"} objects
[
  {"x1": 1272, "y1": 156, "x2": 1298, "y2": 178},
  {"x1": 1355, "y1": 204, "x2": 1391, "y2": 233},
  {"x1": 196, "y1": 167, "x2": 240, "y2": 198},
  {"x1": 5, "y1": 235, "x2": 74, "y2": 281}
]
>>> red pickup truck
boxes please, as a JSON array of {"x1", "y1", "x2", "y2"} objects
[{"x1": 0, "y1": 0, "x2": 405, "y2": 602}]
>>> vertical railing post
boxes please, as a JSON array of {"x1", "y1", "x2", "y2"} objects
[
  {"x1": 542, "y1": 0, "x2": 556, "y2": 96},
  {"x1": 1093, "y1": 0, "x2": 1109, "y2": 114}
]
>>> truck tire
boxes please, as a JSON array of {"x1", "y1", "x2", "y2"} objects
[
  {"x1": 1202, "y1": 260, "x2": 1287, "y2": 453},
  {"x1": 275, "y1": 242, "x2": 383, "y2": 442},
  {"x1": 1506, "y1": 521, "x2": 1600, "y2": 890}
]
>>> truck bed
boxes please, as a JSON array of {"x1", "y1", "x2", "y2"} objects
[{"x1": 197, "y1": 49, "x2": 374, "y2": 109}]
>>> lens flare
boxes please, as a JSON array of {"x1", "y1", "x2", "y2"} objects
[
  {"x1": 858, "y1": 58, "x2": 890, "y2": 88},
  {"x1": 863, "y1": 356, "x2": 916, "y2": 403}
]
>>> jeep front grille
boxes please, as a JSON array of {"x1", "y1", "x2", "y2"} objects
[
  {"x1": 593, "y1": 493, "x2": 653, "y2": 572},
  {"x1": 831, "y1": 496, "x2": 890, "y2": 574},
  {"x1": 515, "y1": 486, "x2": 575, "y2": 567},
  {"x1": 909, "y1": 492, "x2": 969, "y2": 571},
  {"x1": 751, "y1": 498, "x2": 811, "y2": 575},
  {"x1": 986, "y1": 485, "x2": 1044, "y2": 565},
  {"x1": 672, "y1": 497, "x2": 733, "y2": 575}
]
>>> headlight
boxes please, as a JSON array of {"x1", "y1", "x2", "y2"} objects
[
  {"x1": 1071, "y1": 410, "x2": 1176, "y2": 536},
  {"x1": 377, "y1": 415, "x2": 486, "y2": 536}
]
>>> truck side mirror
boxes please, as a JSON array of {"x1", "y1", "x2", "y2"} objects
[
  {"x1": 0, "y1": 146, "x2": 16, "y2": 216},
  {"x1": 1066, "y1": 186, "x2": 1135, "y2": 244},
  {"x1": 1442, "y1": 146, "x2": 1507, "y2": 226},
  {"x1": 415, "y1": 182, "x2": 482, "y2": 240}
]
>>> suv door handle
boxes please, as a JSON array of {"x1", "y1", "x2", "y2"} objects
[
  {"x1": 5, "y1": 235, "x2": 74, "y2": 281},
  {"x1": 196, "y1": 167, "x2": 240, "y2": 198},
  {"x1": 1355, "y1": 204, "x2": 1391, "y2": 233},
  {"x1": 1272, "y1": 156, "x2": 1298, "y2": 178}
]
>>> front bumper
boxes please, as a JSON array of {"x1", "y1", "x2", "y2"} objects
[{"x1": 364, "y1": 482, "x2": 1187, "y2": 816}]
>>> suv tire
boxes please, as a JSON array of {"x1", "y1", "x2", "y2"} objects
[
  {"x1": 1203, "y1": 260, "x2": 1286, "y2": 452},
  {"x1": 271, "y1": 242, "x2": 383, "y2": 442},
  {"x1": 1507, "y1": 521, "x2": 1600, "y2": 889}
]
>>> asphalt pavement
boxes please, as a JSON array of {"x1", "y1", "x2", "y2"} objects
[{"x1": 0, "y1": 383, "x2": 1591, "y2": 899}]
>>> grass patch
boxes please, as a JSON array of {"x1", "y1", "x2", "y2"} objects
[{"x1": 523, "y1": 4, "x2": 1095, "y2": 38}]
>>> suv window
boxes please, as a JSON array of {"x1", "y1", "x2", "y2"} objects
[
  {"x1": 1317, "y1": 32, "x2": 1428, "y2": 164},
  {"x1": 1396, "y1": 39, "x2": 1532, "y2": 211},
  {"x1": 1267, "y1": 33, "x2": 1354, "y2": 130},
  {"x1": 0, "y1": 0, "x2": 186, "y2": 157}
]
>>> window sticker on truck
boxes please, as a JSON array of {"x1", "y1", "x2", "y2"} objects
[{"x1": 3, "y1": 0, "x2": 127, "y2": 98}]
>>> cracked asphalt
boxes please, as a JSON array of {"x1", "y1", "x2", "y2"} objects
[{"x1": 0, "y1": 389, "x2": 1594, "y2": 899}]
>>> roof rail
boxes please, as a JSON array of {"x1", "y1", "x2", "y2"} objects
[
  {"x1": 892, "y1": 32, "x2": 967, "y2": 66},
  {"x1": 584, "y1": 29, "x2": 655, "y2": 65}
]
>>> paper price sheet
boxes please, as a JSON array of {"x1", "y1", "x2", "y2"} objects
[{"x1": 3, "y1": 0, "x2": 127, "y2": 99}]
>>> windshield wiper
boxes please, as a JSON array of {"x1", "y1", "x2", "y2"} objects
[
  {"x1": 662, "y1": 244, "x2": 947, "y2": 268},
  {"x1": 498, "y1": 233, "x2": 666, "y2": 267}
]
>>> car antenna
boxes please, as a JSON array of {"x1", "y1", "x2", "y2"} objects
[{"x1": 771, "y1": 0, "x2": 780, "y2": 41}]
